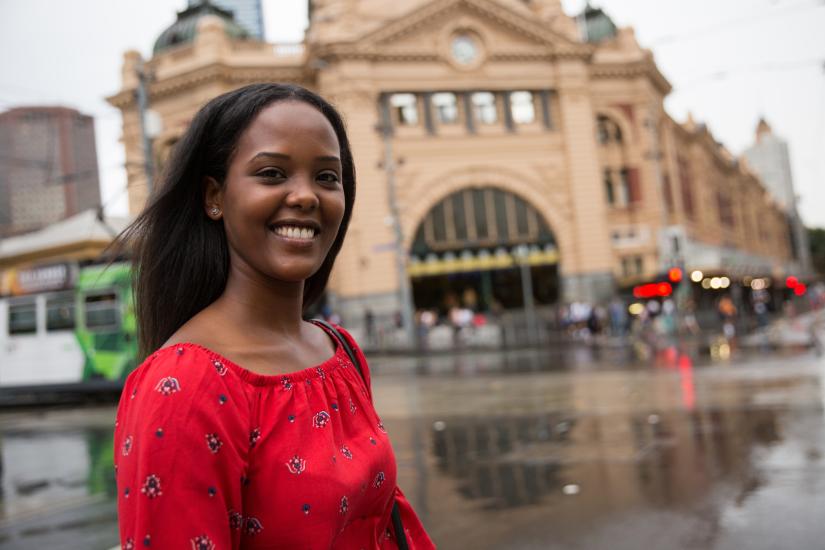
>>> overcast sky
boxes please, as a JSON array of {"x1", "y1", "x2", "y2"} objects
[{"x1": 1, "y1": 0, "x2": 823, "y2": 227}]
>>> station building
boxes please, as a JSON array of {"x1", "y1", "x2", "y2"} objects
[{"x1": 107, "y1": 0, "x2": 794, "y2": 330}]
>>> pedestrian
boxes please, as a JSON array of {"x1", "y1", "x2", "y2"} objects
[
  {"x1": 111, "y1": 84, "x2": 433, "y2": 549},
  {"x1": 718, "y1": 295, "x2": 737, "y2": 341}
]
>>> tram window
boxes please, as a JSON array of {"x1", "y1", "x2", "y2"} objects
[
  {"x1": 9, "y1": 299, "x2": 37, "y2": 335},
  {"x1": 46, "y1": 291, "x2": 75, "y2": 331},
  {"x1": 84, "y1": 292, "x2": 120, "y2": 331}
]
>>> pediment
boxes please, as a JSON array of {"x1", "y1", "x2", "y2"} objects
[{"x1": 352, "y1": 0, "x2": 589, "y2": 60}]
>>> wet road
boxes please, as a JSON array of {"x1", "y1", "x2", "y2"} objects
[{"x1": 2, "y1": 344, "x2": 825, "y2": 549}]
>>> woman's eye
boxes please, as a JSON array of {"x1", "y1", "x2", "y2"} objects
[
  {"x1": 257, "y1": 168, "x2": 286, "y2": 179},
  {"x1": 317, "y1": 171, "x2": 340, "y2": 184}
]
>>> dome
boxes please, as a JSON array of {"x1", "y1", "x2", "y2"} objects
[
  {"x1": 579, "y1": 4, "x2": 617, "y2": 43},
  {"x1": 153, "y1": 1, "x2": 251, "y2": 55}
]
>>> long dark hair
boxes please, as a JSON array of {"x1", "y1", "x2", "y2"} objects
[{"x1": 114, "y1": 83, "x2": 356, "y2": 359}]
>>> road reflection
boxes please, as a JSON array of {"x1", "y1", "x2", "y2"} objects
[
  {"x1": 0, "y1": 408, "x2": 118, "y2": 548},
  {"x1": 381, "y1": 349, "x2": 825, "y2": 549}
]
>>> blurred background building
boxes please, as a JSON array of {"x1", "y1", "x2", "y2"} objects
[
  {"x1": 188, "y1": 0, "x2": 266, "y2": 40},
  {"x1": 0, "y1": 107, "x2": 101, "y2": 238},
  {"x1": 743, "y1": 118, "x2": 811, "y2": 276},
  {"x1": 106, "y1": 0, "x2": 795, "y2": 333}
]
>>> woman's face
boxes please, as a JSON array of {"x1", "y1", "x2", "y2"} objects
[{"x1": 206, "y1": 100, "x2": 346, "y2": 285}]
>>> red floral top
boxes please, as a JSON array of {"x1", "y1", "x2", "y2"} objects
[{"x1": 114, "y1": 323, "x2": 434, "y2": 549}]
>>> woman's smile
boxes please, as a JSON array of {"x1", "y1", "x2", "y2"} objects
[{"x1": 269, "y1": 222, "x2": 320, "y2": 248}]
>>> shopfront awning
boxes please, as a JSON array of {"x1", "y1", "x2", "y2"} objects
[{"x1": 408, "y1": 245, "x2": 559, "y2": 278}]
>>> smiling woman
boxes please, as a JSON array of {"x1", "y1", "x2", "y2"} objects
[{"x1": 109, "y1": 84, "x2": 434, "y2": 549}]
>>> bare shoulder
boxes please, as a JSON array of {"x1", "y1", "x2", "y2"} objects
[{"x1": 161, "y1": 306, "x2": 227, "y2": 350}]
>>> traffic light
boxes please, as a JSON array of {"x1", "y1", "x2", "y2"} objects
[{"x1": 667, "y1": 267, "x2": 683, "y2": 286}]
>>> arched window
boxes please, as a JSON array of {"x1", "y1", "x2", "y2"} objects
[
  {"x1": 596, "y1": 115, "x2": 622, "y2": 144},
  {"x1": 411, "y1": 187, "x2": 555, "y2": 255}
]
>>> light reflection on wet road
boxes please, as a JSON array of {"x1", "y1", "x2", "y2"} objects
[{"x1": 2, "y1": 346, "x2": 825, "y2": 549}]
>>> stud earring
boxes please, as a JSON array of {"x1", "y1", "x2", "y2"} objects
[{"x1": 209, "y1": 207, "x2": 221, "y2": 216}]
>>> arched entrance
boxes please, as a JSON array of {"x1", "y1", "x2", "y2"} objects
[{"x1": 409, "y1": 187, "x2": 560, "y2": 314}]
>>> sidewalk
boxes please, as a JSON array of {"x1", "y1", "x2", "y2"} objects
[{"x1": 740, "y1": 308, "x2": 825, "y2": 349}]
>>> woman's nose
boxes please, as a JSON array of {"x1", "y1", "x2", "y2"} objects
[{"x1": 285, "y1": 175, "x2": 319, "y2": 210}]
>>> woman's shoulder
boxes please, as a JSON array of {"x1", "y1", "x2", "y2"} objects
[{"x1": 124, "y1": 342, "x2": 236, "y2": 401}]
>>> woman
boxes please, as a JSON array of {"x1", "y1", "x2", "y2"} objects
[{"x1": 113, "y1": 83, "x2": 434, "y2": 549}]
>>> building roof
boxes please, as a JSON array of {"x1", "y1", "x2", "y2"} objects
[
  {"x1": 153, "y1": 0, "x2": 250, "y2": 55},
  {"x1": 0, "y1": 209, "x2": 129, "y2": 263}
]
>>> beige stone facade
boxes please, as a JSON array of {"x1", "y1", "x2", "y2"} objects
[{"x1": 108, "y1": 0, "x2": 792, "y2": 324}]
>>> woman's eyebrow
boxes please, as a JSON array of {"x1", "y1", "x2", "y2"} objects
[
  {"x1": 316, "y1": 155, "x2": 341, "y2": 163},
  {"x1": 249, "y1": 151, "x2": 289, "y2": 163},
  {"x1": 248, "y1": 152, "x2": 340, "y2": 163}
]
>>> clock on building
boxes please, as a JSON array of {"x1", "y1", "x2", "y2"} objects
[{"x1": 451, "y1": 34, "x2": 480, "y2": 65}]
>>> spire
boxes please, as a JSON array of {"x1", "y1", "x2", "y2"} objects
[{"x1": 756, "y1": 117, "x2": 772, "y2": 143}]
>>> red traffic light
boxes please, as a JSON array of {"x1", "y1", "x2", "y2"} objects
[
  {"x1": 633, "y1": 282, "x2": 673, "y2": 299},
  {"x1": 786, "y1": 276, "x2": 799, "y2": 289},
  {"x1": 794, "y1": 283, "x2": 807, "y2": 296},
  {"x1": 668, "y1": 267, "x2": 683, "y2": 283}
]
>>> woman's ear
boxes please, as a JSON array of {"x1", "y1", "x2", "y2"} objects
[{"x1": 203, "y1": 176, "x2": 223, "y2": 220}]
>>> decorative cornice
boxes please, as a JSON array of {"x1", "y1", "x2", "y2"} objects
[
  {"x1": 345, "y1": 0, "x2": 591, "y2": 61},
  {"x1": 107, "y1": 63, "x2": 313, "y2": 110},
  {"x1": 590, "y1": 58, "x2": 672, "y2": 95}
]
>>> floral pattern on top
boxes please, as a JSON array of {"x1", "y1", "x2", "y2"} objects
[
  {"x1": 191, "y1": 535, "x2": 215, "y2": 550},
  {"x1": 313, "y1": 411, "x2": 331, "y2": 428},
  {"x1": 114, "y1": 323, "x2": 434, "y2": 549},
  {"x1": 212, "y1": 360, "x2": 228, "y2": 376},
  {"x1": 141, "y1": 474, "x2": 162, "y2": 499},
  {"x1": 286, "y1": 455, "x2": 306, "y2": 475},
  {"x1": 154, "y1": 376, "x2": 180, "y2": 395}
]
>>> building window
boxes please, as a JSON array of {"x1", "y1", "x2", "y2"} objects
[
  {"x1": 623, "y1": 168, "x2": 642, "y2": 204},
  {"x1": 46, "y1": 291, "x2": 75, "y2": 331},
  {"x1": 621, "y1": 256, "x2": 643, "y2": 277},
  {"x1": 471, "y1": 92, "x2": 497, "y2": 124},
  {"x1": 663, "y1": 174, "x2": 674, "y2": 213},
  {"x1": 677, "y1": 156, "x2": 695, "y2": 218},
  {"x1": 596, "y1": 115, "x2": 622, "y2": 144},
  {"x1": 618, "y1": 169, "x2": 630, "y2": 205},
  {"x1": 432, "y1": 92, "x2": 459, "y2": 124},
  {"x1": 510, "y1": 91, "x2": 535, "y2": 124},
  {"x1": 604, "y1": 169, "x2": 615, "y2": 205},
  {"x1": 717, "y1": 191, "x2": 735, "y2": 227},
  {"x1": 390, "y1": 93, "x2": 419, "y2": 126},
  {"x1": 8, "y1": 299, "x2": 37, "y2": 335}
]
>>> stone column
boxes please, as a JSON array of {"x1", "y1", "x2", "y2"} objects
[{"x1": 556, "y1": 59, "x2": 615, "y2": 303}]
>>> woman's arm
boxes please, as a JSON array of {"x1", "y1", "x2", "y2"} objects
[{"x1": 114, "y1": 346, "x2": 250, "y2": 548}]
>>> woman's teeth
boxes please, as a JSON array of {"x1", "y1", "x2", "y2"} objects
[{"x1": 274, "y1": 226, "x2": 316, "y2": 239}]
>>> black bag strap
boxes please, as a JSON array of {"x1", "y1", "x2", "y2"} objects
[{"x1": 310, "y1": 319, "x2": 410, "y2": 550}]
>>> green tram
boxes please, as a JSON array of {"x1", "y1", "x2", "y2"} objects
[{"x1": 0, "y1": 262, "x2": 137, "y2": 395}]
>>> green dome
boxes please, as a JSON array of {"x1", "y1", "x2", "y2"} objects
[
  {"x1": 579, "y1": 4, "x2": 617, "y2": 43},
  {"x1": 153, "y1": 1, "x2": 250, "y2": 55}
]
